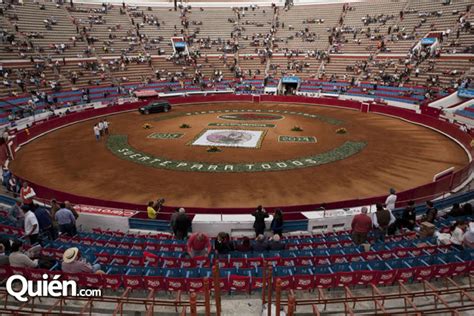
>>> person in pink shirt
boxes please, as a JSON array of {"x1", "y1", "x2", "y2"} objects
[
  {"x1": 186, "y1": 232, "x2": 211, "y2": 258},
  {"x1": 61, "y1": 247, "x2": 101, "y2": 274}
]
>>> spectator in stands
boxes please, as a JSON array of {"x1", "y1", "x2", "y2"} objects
[
  {"x1": 271, "y1": 209, "x2": 284, "y2": 237},
  {"x1": 23, "y1": 205, "x2": 39, "y2": 244},
  {"x1": 9, "y1": 240, "x2": 38, "y2": 268},
  {"x1": 385, "y1": 188, "x2": 397, "y2": 212},
  {"x1": 33, "y1": 203, "x2": 55, "y2": 240},
  {"x1": 170, "y1": 208, "x2": 180, "y2": 236},
  {"x1": 400, "y1": 200, "x2": 416, "y2": 231},
  {"x1": 372, "y1": 203, "x2": 392, "y2": 242},
  {"x1": 147, "y1": 201, "x2": 157, "y2": 219},
  {"x1": 147, "y1": 198, "x2": 164, "y2": 219},
  {"x1": 20, "y1": 181, "x2": 36, "y2": 206},
  {"x1": 269, "y1": 234, "x2": 285, "y2": 250},
  {"x1": 422, "y1": 201, "x2": 438, "y2": 223},
  {"x1": 50, "y1": 199, "x2": 60, "y2": 232},
  {"x1": 174, "y1": 207, "x2": 191, "y2": 240},
  {"x1": 252, "y1": 205, "x2": 269, "y2": 236},
  {"x1": 463, "y1": 222, "x2": 474, "y2": 249},
  {"x1": 235, "y1": 236, "x2": 252, "y2": 252},
  {"x1": 445, "y1": 203, "x2": 463, "y2": 218},
  {"x1": 61, "y1": 247, "x2": 101, "y2": 274},
  {"x1": 450, "y1": 220, "x2": 467, "y2": 250},
  {"x1": 55, "y1": 203, "x2": 77, "y2": 236},
  {"x1": 351, "y1": 206, "x2": 372, "y2": 245},
  {"x1": 462, "y1": 203, "x2": 472, "y2": 216},
  {"x1": 65, "y1": 201, "x2": 79, "y2": 219},
  {"x1": 187, "y1": 232, "x2": 211, "y2": 258},
  {"x1": 8, "y1": 199, "x2": 24, "y2": 228},
  {"x1": 253, "y1": 234, "x2": 269, "y2": 251},
  {"x1": 215, "y1": 232, "x2": 234, "y2": 255},
  {"x1": 2, "y1": 166, "x2": 11, "y2": 188},
  {"x1": 8, "y1": 176, "x2": 19, "y2": 194},
  {"x1": 0, "y1": 244, "x2": 8, "y2": 266},
  {"x1": 0, "y1": 237, "x2": 11, "y2": 255}
]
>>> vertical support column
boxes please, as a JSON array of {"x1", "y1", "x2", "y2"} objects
[
  {"x1": 275, "y1": 278, "x2": 282, "y2": 316},
  {"x1": 204, "y1": 278, "x2": 211, "y2": 316},
  {"x1": 190, "y1": 292, "x2": 197, "y2": 316},
  {"x1": 267, "y1": 265, "x2": 273, "y2": 316},
  {"x1": 287, "y1": 293, "x2": 295, "y2": 316},
  {"x1": 262, "y1": 263, "x2": 267, "y2": 305},
  {"x1": 212, "y1": 264, "x2": 221, "y2": 316}
]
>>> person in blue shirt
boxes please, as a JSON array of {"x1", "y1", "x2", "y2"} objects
[
  {"x1": 55, "y1": 203, "x2": 77, "y2": 236},
  {"x1": 33, "y1": 204, "x2": 56, "y2": 240},
  {"x1": 2, "y1": 167, "x2": 11, "y2": 189}
]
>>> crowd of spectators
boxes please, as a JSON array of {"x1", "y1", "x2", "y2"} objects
[
  {"x1": 350, "y1": 188, "x2": 473, "y2": 249},
  {"x1": 0, "y1": 173, "x2": 84, "y2": 272}
]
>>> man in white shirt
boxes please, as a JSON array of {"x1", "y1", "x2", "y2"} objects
[
  {"x1": 450, "y1": 221, "x2": 467, "y2": 249},
  {"x1": 93, "y1": 124, "x2": 100, "y2": 141},
  {"x1": 98, "y1": 121, "x2": 104, "y2": 137},
  {"x1": 385, "y1": 188, "x2": 397, "y2": 212},
  {"x1": 103, "y1": 119, "x2": 109, "y2": 135},
  {"x1": 23, "y1": 205, "x2": 39, "y2": 244},
  {"x1": 463, "y1": 222, "x2": 474, "y2": 249}
]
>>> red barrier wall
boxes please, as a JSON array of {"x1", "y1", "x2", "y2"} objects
[{"x1": 4, "y1": 95, "x2": 473, "y2": 215}]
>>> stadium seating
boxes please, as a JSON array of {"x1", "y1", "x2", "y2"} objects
[{"x1": 0, "y1": 204, "x2": 472, "y2": 295}]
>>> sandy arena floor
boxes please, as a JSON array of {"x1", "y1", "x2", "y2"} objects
[{"x1": 9, "y1": 102, "x2": 469, "y2": 208}]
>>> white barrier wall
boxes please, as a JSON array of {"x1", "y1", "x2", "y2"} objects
[
  {"x1": 77, "y1": 213, "x2": 130, "y2": 232},
  {"x1": 430, "y1": 91, "x2": 464, "y2": 110}
]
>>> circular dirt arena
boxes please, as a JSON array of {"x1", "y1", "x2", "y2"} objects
[{"x1": 10, "y1": 102, "x2": 469, "y2": 208}]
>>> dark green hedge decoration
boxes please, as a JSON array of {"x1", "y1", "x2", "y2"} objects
[
  {"x1": 207, "y1": 146, "x2": 222, "y2": 153},
  {"x1": 291, "y1": 126, "x2": 303, "y2": 132}
]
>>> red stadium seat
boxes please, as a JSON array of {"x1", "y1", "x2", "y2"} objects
[
  {"x1": 166, "y1": 277, "x2": 186, "y2": 292},
  {"x1": 414, "y1": 265, "x2": 434, "y2": 282},
  {"x1": 333, "y1": 271, "x2": 359, "y2": 287},
  {"x1": 314, "y1": 274, "x2": 335, "y2": 288},
  {"x1": 95, "y1": 253, "x2": 112, "y2": 265},
  {"x1": 123, "y1": 275, "x2": 144, "y2": 290},
  {"x1": 229, "y1": 258, "x2": 247, "y2": 269},
  {"x1": 229, "y1": 275, "x2": 251, "y2": 294},
  {"x1": 247, "y1": 257, "x2": 264, "y2": 269},
  {"x1": 103, "y1": 274, "x2": 122, "y2": 290},
  {"x1": 293, "y1": 274, "x2": 315, "y2": 291},
  {"x1": 186, "y1": 277, "x2": 207, "y2": 292},
  {"x1": 79, "y1": 272, "x2": 103, "y2": 288},
  {"x1": 144, "y1": 275, "x2": 165, "y2": 292}
]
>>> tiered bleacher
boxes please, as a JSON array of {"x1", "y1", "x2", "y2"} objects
[{"x1": 0, "y1": 194, "x2": 472, "y2": 293}]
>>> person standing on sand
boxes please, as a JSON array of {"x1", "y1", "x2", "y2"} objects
[
  {"x1": 98, "y1": 121, "x2": 104, "y2": 137},
  {"x1": 93, "y1": 124, "x2": 100, "y2": 141},
  {"x1": 103, "y1": 119, "x2": 109, "y2": 135}
]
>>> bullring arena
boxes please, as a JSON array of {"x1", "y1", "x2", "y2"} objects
[
  {"x1": 9, "y1": 99, "x2": 469, "y2": 208},
  {"x1": 0, "y1": 0, "x2": 474, "y2": 315}
]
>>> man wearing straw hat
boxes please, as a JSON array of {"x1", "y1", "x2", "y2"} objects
[{"x1": 61, "y1": 247, "x2": 102, "y2": 274}]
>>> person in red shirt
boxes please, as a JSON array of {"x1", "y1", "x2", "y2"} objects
[
  {"x1": 20, "y1": 182, "x2": 36, "y2": 206},
  {"x1": 186, "y1": 232, "x2": 211, "y2": 258},
  {"x1": 351, "y1": 207, "x2": 372, "y2": 245}
]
